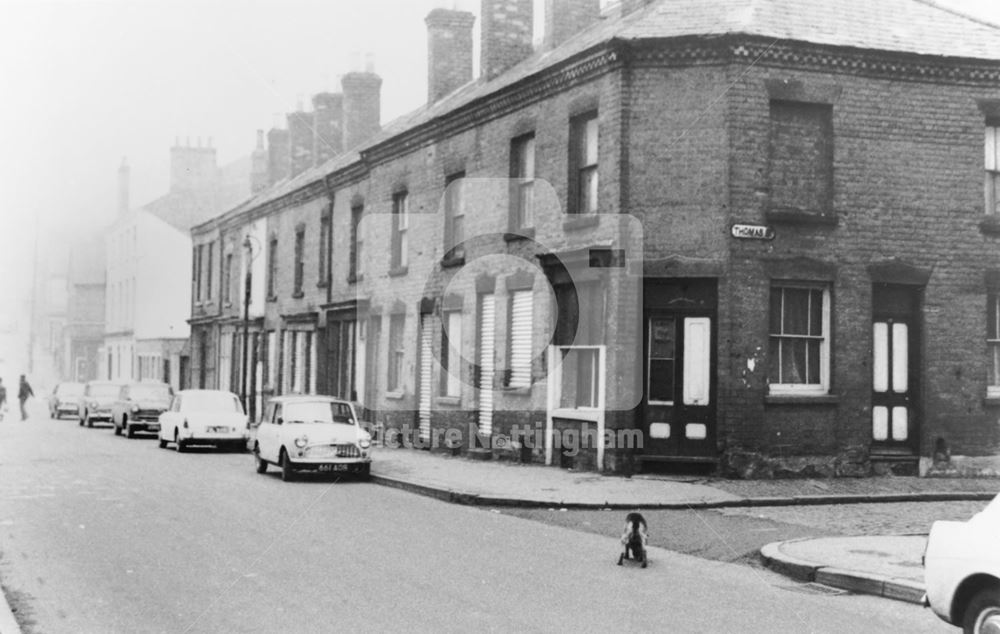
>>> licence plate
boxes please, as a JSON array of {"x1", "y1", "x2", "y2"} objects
[
  {"x1": 318, "y1": 464, "x2": 348, "y2": 472},
  {"x1": 208, "y1": 426, "x2": 229, "y2": 433}
]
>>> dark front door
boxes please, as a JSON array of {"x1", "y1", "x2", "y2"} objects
[
  {"x1": 871, "y1": 284, "x2": 921, "y2": 455},
  {"x1": 641, "y1": 279, "x2": 717, "y2": 461}
]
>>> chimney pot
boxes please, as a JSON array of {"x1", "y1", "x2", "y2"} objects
[{"x1": 118, "y1": 156, "x2": 130, "y2": 216}]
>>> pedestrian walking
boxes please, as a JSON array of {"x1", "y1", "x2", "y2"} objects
[
  {"x1": 0, "y1": 378, "x2": 7, "y2": 421},
  {"x1": 18, "y1": 375, "x2": 33, "y2": 421}
]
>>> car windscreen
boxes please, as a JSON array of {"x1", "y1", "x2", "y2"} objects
[
  {"x1": 181, "y1": 392, "x2": 242, "y2": 414},
  {"x1": 86, "y1": 384, "x2": 119, "y2": 398},
  {"x1": 131, "y1": 385, "x2": 171, "y2": 400},
  {"x1": 57, "y1": 383, "x2": 84, "y2": 397},
  {"x1": 282, "y1": 401, "x2": 355, "y2": 425}
]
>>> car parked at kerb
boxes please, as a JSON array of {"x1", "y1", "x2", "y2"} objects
[
  {"x1": 111, "y1": 381, "x2": 173, "y2": 438},
  {"x1": 78, "y1": 381, "x2": 122, "y2": 428},
  {"x1": 924, "y1": 493, "x2": 1000, "y2": 633},
  {"x1": 49, "y1": 382, "x2": 84, "y2": 419},
  {"x1": 253, "y1": 395, "x2": 372, "y2": 481},
  {"x1": 157, "y1": 389, "x2": 248, "y2": 452}
]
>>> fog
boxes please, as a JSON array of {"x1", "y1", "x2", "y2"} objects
[{"x1": 0, "y1": 0, "x2": 997, "y2": 375}]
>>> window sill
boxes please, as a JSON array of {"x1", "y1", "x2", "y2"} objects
[
  {"x1": 266, "y1": 295, "x2": 277, "y2": 303},
  {"x1": 979, "y1": 217, "x2": 1000, "y2": 236},
  {"x1": 291, "y1": 291, "x2": 304, "y2": 299},
  {"x1": 765, "y1": 209, "x2": 838, "y2": 227},
  {"x1": 348, "y1": 273, "x2": 362, "y2": 285},
  {"x1": 504, "y1": 227, "x2": 536, "y2": 242},
  {"x1": 501, "y1": 385, "x2": 532, "y2": 396},
  {"x1": 765, "y1": 394, "x2": 840, "y2": 405},
  {"x1": 983, "y1": 396, "x2": 1000, "y2": 407},
  {"x1": 389, "y1": 266, "x2": 408, "y2": 278},
  {"x1": 435, "y1": 396, "x2": 461, "y2": 407},
  {"x1": 223, "y1": 302, "x2": 232, "y2": 309},
  {"x1": 316, "y1": 280, "x2": 329, "y2": 289},
  {"x1": 563, "y1": 214, "x2": 600, "y2": 232},
  {"x1": 550, "y1": 407, "x2": 601, "y2": 423},
  {"x1": 441, "y1": 253, "x2": 465, "y2": 269},
  {"x1": 385, "y1": 390, "x2": 405, "y2": 401}
]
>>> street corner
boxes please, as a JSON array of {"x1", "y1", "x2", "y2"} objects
[
  {"x1": 760, "y1": 538, "x2": 823, "y2": 582},
  {"x1": 761, "y1": 535, "x2": 929, "y2": 604}
]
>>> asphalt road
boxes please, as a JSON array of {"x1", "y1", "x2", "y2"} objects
[{"x1": 0, "y1": 410, "x2": 955, "y2": 633}]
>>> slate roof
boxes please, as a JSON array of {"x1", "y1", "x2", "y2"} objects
[{"x1": 203, "y1": 0, "x2": 1000, "y2": 229}]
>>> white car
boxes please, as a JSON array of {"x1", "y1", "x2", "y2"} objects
[
  {"x1": 157, "y1": 389, "x2": 248, "y2": 452},
  {"x1": 253, "y1": 395, "x2": 372, "y2": 481},
  {"x1": 924, "y1": 493, "x2": 1000, "y2": 633}
]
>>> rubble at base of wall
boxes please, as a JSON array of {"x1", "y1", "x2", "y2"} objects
[
  {"x1": 720, "y1": 447, "x2": 871, "y2": 479},
  {"x1": 925, "y1": 454, "x2": 1000, "y2": 478}
]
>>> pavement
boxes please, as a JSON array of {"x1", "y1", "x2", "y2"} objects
[{"x1": 368, "y1": 446, "x2": 1000, "y2": 606}]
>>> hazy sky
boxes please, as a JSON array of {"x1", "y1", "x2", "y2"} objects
[{"x1": 1, "y1": 0, "x2": 999, "y2": 307}]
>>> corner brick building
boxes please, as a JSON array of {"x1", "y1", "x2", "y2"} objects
[{"x1": 189, "y1": 0, "x2": 1000, "y2": 477}]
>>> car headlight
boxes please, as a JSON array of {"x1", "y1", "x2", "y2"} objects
[
  {"x1": 359, "y1": 437, "x2": 371, "y2": 449},
  {"x1": 131, "y1": 404, "x2": 139, "y2": 413},
  {"x1": 294, "y1": 436, "x2": 308, "y2": 449},
  {"x1": 90, "y1": 401, "x2": 99, "y2": 408}
]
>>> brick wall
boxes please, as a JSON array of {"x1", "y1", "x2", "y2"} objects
[{"x1": 720, "y1": 58, "x2": 1000, "y2": 467}]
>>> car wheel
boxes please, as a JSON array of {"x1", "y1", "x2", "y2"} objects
[
  {"x1": 174, "y1": 432, "x2": 186, "y2": 453},
  {"x1": 963, "y1": 587, "x2": 1000, "y2": 634},
  {"x1": 114, "y1": 421, "x2": 122, "y2": 436},
  {"x1": 357, "y1": 463, "x2": 371, "y2": 480},
  {"x1": 158, "y1": 436, "x2": 167, "y2": 449},
  {"x1": 78, "y1": 412, "x2": 84, "y2": 427},
  {"x1": 125, "y1": 422, "x2": 135, "y2": 439},
  {"x1": 85, "y1": 412, "x2": 93, "y2": 428},
  {"x1": 280, "y1": 449, "x2": 294, "y2": 482},
  {"x1": 254, "y1": 446, "x2": 267, "y2": 474}
]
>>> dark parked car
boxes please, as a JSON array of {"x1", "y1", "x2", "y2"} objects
[
  {"x1": 48, "y1": 382, "x2": 84, "y2": 419},
  {"x1": 78, "y1": 381, "x2": 122, "y2": 428},
  {"x1": 111, "y1": 381, "x2": 173, "y2": 438}
]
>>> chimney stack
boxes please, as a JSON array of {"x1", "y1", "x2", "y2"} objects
[
  {"x1": 426, "y1": 8, "x2": 475, "y2": 104},
  {"x1": 287, "y1": 109, "x2": 315, "y2": 177},
  {"x1": 544, "y1": 0, "x2": 600, "y2": 49},
  {"x1": 251, "y1": 130, "x2": 269, "y2": 193},
  {"x1": 480, "y1": 0, "x2": 533, "y2": 81},
  {"x1": 312, "y1": 92, "x2": 344, "y2": 165},
  {"x1": 170, "y1": 139, "x2": 217, "y2": 193},
  {"x1": 341, "y1": 69, "x2": 382, "y2": 151},
  {"x1": 118, "y1": 157, "x2": 130, "y2": 216},
  {"x1": 267, "y1": 126, "x2": 290, "y2": 185}
]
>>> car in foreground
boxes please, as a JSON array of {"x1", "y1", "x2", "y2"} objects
[
  {"x1": 157, "y1": 389, "x2": 248, "y2": 452},
  {"x1": 253, "y1": 395, "x2": 372, "y2": 481},
  {"x1": 924, "y1": 493, "x2": 1000, "y2": 633},
  {"x1": 49, "y1": 382, "x2": 84, "y2": 419},
  {"x1": 78, "y1": 381, "x2": 122, "y2": 427},
  {"x1": 111, "y1": 381, "x2": 173, "y2": 438}
]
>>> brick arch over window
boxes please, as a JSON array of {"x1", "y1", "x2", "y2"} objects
[{"x1": 866, "y1": 260, "x2": 932, "y2": 287}]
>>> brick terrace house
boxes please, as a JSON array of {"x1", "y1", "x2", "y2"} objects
[{"x1": 189, "y1": 0, "x2": 1000, "y2": 477}]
